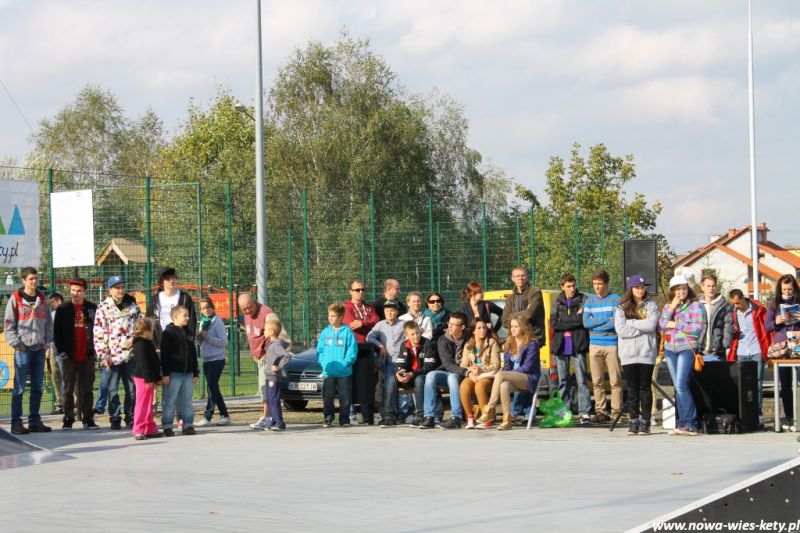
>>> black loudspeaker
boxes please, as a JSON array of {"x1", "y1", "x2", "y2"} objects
[
  {"x1": 624, "y1": 239, "x2": 658, "y2": 295},
  {"x1": 690, "y1": 361, "x2": 759, "y2": 433}
]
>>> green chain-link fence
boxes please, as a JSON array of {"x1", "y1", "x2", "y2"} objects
[{"x1": 0, "y1": 167, "x2": 629, "y2": 417}]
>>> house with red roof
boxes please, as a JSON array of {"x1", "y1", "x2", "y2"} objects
[{"x1": 671, "y1": 224, "x2": 800, "y2": 296}]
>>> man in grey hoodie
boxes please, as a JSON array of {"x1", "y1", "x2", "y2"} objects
[
  {"x1": 4, "y1": 267, "x2": 54, "y2": 434},
  {"x1": 698, "y1": 273, "x2": 733, "y2": 362}
]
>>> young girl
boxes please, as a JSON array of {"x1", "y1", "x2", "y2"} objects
[
  {"x1": 263, "y1": 318, "x2": 292, "y2": 431},
  {"x1": 477, "y1": 314, "x2": 541, "y2": 431},
  {"x1": 658, "y1": 275, "x2": 706, "y2": 436},
  {"x1": 614, "y1": 275, "x2": 659, "y2": 435},
  {"x1": 131, "y1": 318, "x2": 163, "y2": 440},
  {"x1": 196, "y1": 297, "x2": 230, "y2": 427},
  {"x1": 459, "y1": 319, "x2": 501, "y2": 429}
]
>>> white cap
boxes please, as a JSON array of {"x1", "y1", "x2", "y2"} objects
[{"x1": 668, "y1": 275, "x2": 690, "y2": 289}]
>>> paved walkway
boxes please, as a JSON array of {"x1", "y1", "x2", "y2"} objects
[{"x1": 1, "y1": 423, "x2": 798, "y2": 532}]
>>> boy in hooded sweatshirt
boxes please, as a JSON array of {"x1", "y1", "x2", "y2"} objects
[
  {"x1": 317, "y1": 302, "x2": 358, "y2": 427},
  {"x1": 160, "y1": 305, "x2": 199, "y2": 436}
]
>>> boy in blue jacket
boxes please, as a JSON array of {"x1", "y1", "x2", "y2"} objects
[{"x1": 317, "y1": 302, "x2": 358, "y2": 427}]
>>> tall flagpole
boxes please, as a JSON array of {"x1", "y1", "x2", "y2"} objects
[
  {"x1": 255, "y1": 0, "x2": 267, "y2": 304},
  {"x1": 747, "y1": 0, "x2": 760, "y2": 300}
]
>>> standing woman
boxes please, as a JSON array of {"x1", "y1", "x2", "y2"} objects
[
  {"x1": 658, "y1": 275, "x2": 706, "y2": 436},
  {"x1": 196, "y1": 297, "x2": 230, "y2": 427},
  {"x1": 423, "y1": 292, "x2": 450, "y2": 342},
  {"x1": 766, "y1": 274, "x2": 800, "y2": 428},
  {"x1": 614, "y1": 275, "x2": 659, "y2": 435},
  {"x1": 459, "y1": 282, "x2": 503, "y2": 337},
  {"x1": 476, "y1": 313, "x2": 541, "y2": 431},
  {"x1": 459, "y1": 319, "x2": 501, "y2": 429}
]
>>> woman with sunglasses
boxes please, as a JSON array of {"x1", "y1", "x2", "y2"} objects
[{"x1": 423, "y1": 292, "x2": 450, "y2": 342}]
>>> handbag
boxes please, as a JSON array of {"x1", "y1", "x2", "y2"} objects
[{"x1": 693, "y1": 351, "x2": 704, "y2": 372}]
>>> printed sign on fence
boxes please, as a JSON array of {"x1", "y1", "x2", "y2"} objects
[
  {"x1": 51, "y1": 189, "x2": 95, "y2": 268},
  {"x1": 0, "y1": 334, "x2": 14, "y2": 389},
  {"x1": 0, "y1": 179, "x2": 40, "y2": 267}
]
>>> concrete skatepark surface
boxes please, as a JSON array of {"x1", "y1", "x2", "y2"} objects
[{"x1": 1, "y1": 421, "x2": 798, "y2": 532}]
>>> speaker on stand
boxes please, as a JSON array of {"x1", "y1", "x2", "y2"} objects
[{"x1": 624, "y1": 239, "x2": 658, "y2": 295}]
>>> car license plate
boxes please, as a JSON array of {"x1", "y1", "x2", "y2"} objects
[{"x1": 288, "y1": 382, "x2": 317, "y2": 391}]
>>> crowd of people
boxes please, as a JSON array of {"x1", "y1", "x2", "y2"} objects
[{"x1": 4, "y1": 263, "x2": 800, "y2": 439}]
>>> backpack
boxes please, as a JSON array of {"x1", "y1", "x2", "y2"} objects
[{"x1": 701, "y1": 409, "x2": 743, "y2": 434}]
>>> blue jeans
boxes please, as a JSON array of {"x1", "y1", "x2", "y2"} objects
[
  {"x1": 95, "y1": 363, "x2": 110, "y2": 412},
  {"x1": 511, "y1": 391, "x2": 532, "y2": 417},
  {"x1": 11, "y1": 348, "x2": 46, "y2": 425},
  {"x1": 423, "y1": 370, "x2": 462, "y2": 419},
  {"x1": 162, "y1": 372, "x2": 195, "y2": 428},
  {"x1": 736, "y1": 353, "x2": 764, "y2": 415},
  {"x1": 107, "y1": 360, "x2": 135, "y2": 424},
  {"x1": 664, "y1": 349, "x2": 698, "y2": 430},
  {"x1": 555, "y1": 354, "x2": 591, "y2": 416},
  {"x1": 203, "y1": 359, "x2": 229, "y2": 419},
  {"x1": 382, "y1": 360, "x2": 399, "y2": 421}
]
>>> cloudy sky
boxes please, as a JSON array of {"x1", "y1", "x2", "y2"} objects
[{"x1": 0, "y1": 0, "x2": 797, "y2": 253}]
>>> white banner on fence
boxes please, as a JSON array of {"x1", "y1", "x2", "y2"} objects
[
  {"x1": 0, "y1": 179, "x2": 40, "y2": 267},
  {"x1": 51, "y1": 189, "x2": 95, "y2": 268}
]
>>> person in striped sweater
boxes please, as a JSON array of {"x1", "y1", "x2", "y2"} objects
[
  {"x1": 582, "y1": 268, "x2": 622, "y2": 422},
  {"x1": 658, "y1": 275, "x2": 707, "y2": 436}
]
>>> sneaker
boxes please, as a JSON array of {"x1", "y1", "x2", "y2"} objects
[
  {"x1": 322, "y1": 419, "x2": 333, "y2": 428},
  {"x1": 419, "y1": 417, "x2": 435, "y2": 429},
  {"x1": 181, "y1": 426, "x2": 196, "y2": 436},
  {"x1": 110, "y1": 420, "x2": 122, "y2": 430},
  {"x1": 438, "y1": 417, "x2": 463, "y2": 430},
  {"x1": 28, "y1": 422, "x2": 52, "y2": 433},
  {"x1": 145, "y1": 432, "x2": 164, "y2": 439},
  {"x1": 82, "y1": 420, "x2": 100, "y2": 430},
  {"x1": 341, "y1": 423, "x2": 351, "y2": 428},
  {"x1": 639, "y1": 420, "x2": 651, "y2": 435},
  {"x1": 163, "y1": 428, "x2": 175, "y2": 437},
  {"x1": 475, "y1": 420, "x2": 494, "y2": 429},
  {"x1": 62, "y1": 420, "x2": 74, "y2": 430},
  {"x1": 580, "y1": 415, "x2": 591, "y2": 426},
  {"x1": 195, "y1": 417, "x2": 211, "y2": 427},
  {"x1": 134, "y1": 434, "x2": 146, "y2": 441},
  {"x1": 594, "y1": 412, "x2": 611, "y2": 423},
  {"x1": 10, "y1": 424, "x2": 29, "y2": 435},
  {"x1": 249, "y1": 416, "x2": 270, "y2": 429},
  {"x1": 269, "y1": 425, "x2": 286, "y2": 432},
  {"x1": 671, "y1": 426, "x2": 699, "y2": 436},
  {"x1": 379, "y1": 419, "x2": 396, "y2": 428},
  {"x1": 216, "y1": 416, "x2": 231, "y2": 426},
  {"x1": 627, "y1": 420, "x2": 639, "y2": 436},
  {"x1": 465, "y1": 418, "x2": 476, "y2": 429},
  {"x1": 408, "y1": 417, "x2": 422, "y2": 428}
]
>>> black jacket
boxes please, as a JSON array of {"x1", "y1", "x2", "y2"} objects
[
  {"x1": 436, "y1": 334, "x2": 467, "y2": 377},
  {"x1": 397, "y1": 338, "x2": 438, "y2": 378},
  {"x1": 132, "y1": 337, "x2": 161, "y2": 382},
  {"x1": 160, "y1": 323, "x2": 199, "y2": 377},
  {"x1": 550, "y1": 291, "x2": 589, "y2": 355},
  {"x1": 146, "y1": 289, "x2": 197, "y2": 346},
  {"x1": 53, "y1": 300, "x2": 98, "y2": 359},
  {"x1": 459, "y1": 301, "x2": 503, "y2": 332}
]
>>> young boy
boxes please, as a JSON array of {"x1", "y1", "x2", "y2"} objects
[
  {"x1": 366, "y1": 300, "x2": 406, "y2": 427},
  {"x1": 317, "y1": 302, "x2": 358, "y2": 428},
  {"x1": 159, "y1": 305, "x2": 199, "y2": 436},
  {"x1": 262, "y1": 318, "x2": 292, "y2": 431},
  {"x1": 395, "y1": 321, "x2": 438, "y2": 426}
]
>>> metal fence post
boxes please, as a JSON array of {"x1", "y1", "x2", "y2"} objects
[
  {"x1": 515, "y1": 214, "x2": 521, "y2": 267},
  {"x1": 226, "y1": 182, "x2": 236, "y2": 395},
  {"x1": 435, "y1": 222, "x2": 441, "y2": 292},
  {"x1": 359, "y1": 225, "x2": 366, "y2": 285},
  {"x1": 529, "y1": 206, "x2": 536, "y2": 285},
  {"x1": 302, "y1": 188, "x2": 310, "y2": 345},
  {"x1": 369, "y1": 192, "x2": 376, "y2": 301},
  {"x1": 428, "y1": 198, "x2": 434, "y2": 292},
  {"x1": 574, "y1": 210, "x2": 580, "y2": 286},
  {"x1": 287, "y1": 227, "x2": 294, "y2": 341},
  {"x1": 145, "y1": 175, "x2": 152, "y2": 310},
  {"x1": 216, "y1": 234, "x2": 222, "y2": 288},
  {"x1": 196, "y1": 182, "x2": 203, "y2": 291},
  {"x1": 481, "y1": 203, "x2": 488, "y2": 287},
  {"x1": 46, "y1": 169, "x2": 55, "y2": 291}
]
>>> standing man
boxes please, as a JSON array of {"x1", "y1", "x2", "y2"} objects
[
  {"x1": 550, "y1": 273, "x2": 592, "y2": 425},
  {"x1": 54, "y1": 278, "x2": 99, "y2": 429},
  {"x1": 373, "y1": 278, "x2": 407, "y2": 320},
  {"x1": 728, "y1": 289, "x2": 769, "y2": 418},
  {"x1": 698, "y1": 273, "x2": 733, "y2": 362},
  {"x1": 147, "y1": 266, "x2": 197, "y2": 347},
  {"x1": 237, "y1": 293, "x2": 274, "y2": 429},
  {"x1": 583, "y1": 268, "x2": 622, "y2": 423},
  {"x1": 501, "y1": 267, "x2": 545, "y2": 346},
  {"x1": 343, "y1": 279, "x2": 379, "y2": 425},
  {"x1": 94, "y1": 276, "x2": 141, "y2": 430},
  {"x1": 5, "y1": 267, "x2": 53, "y2": 434},
  {"x1": 46, "y1": 292, "x2": 64, "y2": 415}
]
